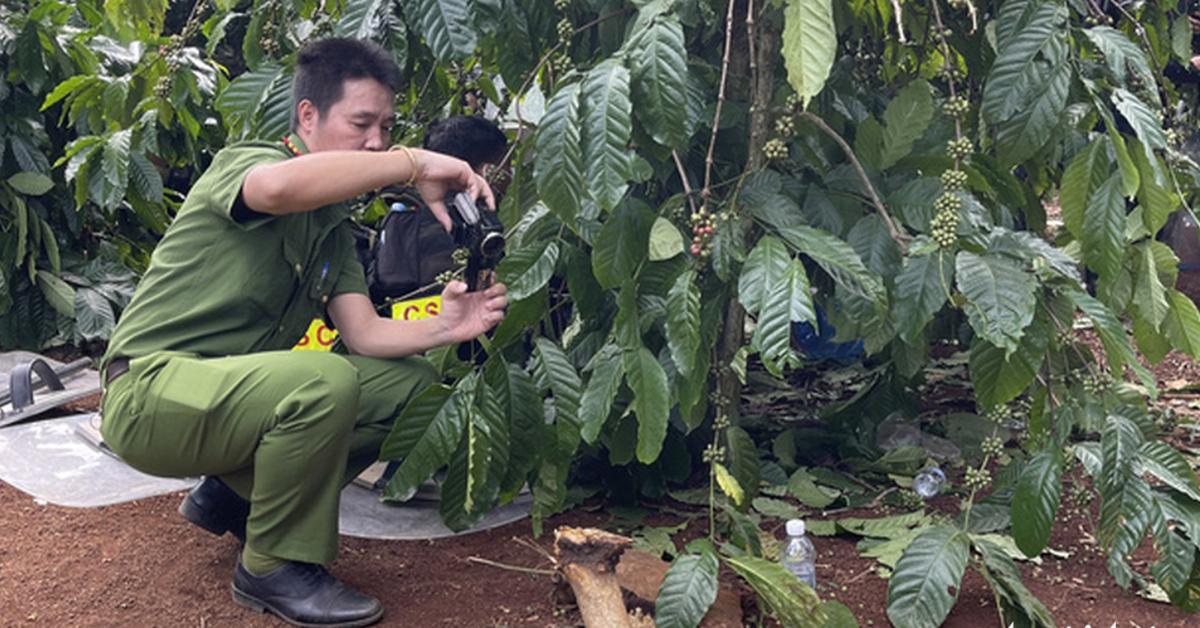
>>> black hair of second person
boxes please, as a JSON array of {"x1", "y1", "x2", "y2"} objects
[
  {"x1": 422, "y1": 116, "x2": 508, "y2": 170},
  {"x1": 290, "y1": 38, "x2": 402, "y2": 132}
]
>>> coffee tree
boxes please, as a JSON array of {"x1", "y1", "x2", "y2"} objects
[{"x1": 7, "y1": 0, "x2": 1200, "y2": 625}]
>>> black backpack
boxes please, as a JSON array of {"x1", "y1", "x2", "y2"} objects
[{"x1": 355, "y1": 189, "x2": 457, "y2": 306}]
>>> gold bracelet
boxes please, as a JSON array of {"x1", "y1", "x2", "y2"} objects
[{"x1": 389, "y1": 145, "x2": 420, "y2": 187}]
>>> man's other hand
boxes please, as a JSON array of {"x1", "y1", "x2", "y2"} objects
[{"x1": 437, "y1": 280, "x2": 507, "y2": 343}]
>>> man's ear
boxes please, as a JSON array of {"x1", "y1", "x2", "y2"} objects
[{"x1": 296, "y1": 99, "x2": 320, "y2": 133}]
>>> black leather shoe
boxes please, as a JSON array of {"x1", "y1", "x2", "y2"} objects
[
  {"x1": 178, "y1": 476, "x2": 249, "y2": 543},
  {"x1": 232, "y1": 559, "x2": 384, "y2": 628}
]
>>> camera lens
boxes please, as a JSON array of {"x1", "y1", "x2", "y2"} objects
[{"x1": 480, "y1": 232, "x2": 505, "y2": 259}]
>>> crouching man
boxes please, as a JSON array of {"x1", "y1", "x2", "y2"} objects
[{"x1": 99, "y1": 37, "x2": 507, "y2": 628}]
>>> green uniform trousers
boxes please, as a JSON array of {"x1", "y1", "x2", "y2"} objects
[{"x1": 100, "y1": 350, "x2": 437, "y2": 565}]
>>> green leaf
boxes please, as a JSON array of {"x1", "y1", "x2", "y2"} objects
[
  {"x1": 102, "y1": 77, "x2": 130, "y2": 125},
  {"x1": 969, "y1": 326, "x2": 1045, "y2": 409},
  {"x1": 534, "y1": 338, "x2": 584, "y2": 453},
  {"x1": 1132, "y1": 313, "x2": 1172, "y2": 365},
  {"x1": 656, "y1": 551, "x2": 720, "y2": 628},
  {"x1": 628, "y1": 16, "x2": 689, "y2": 148},
  {"x1": 406, "y1": 0, "x2": 476, "y2": 62},
  {"x1": 1166, "y1": 552, "x2": 1200, "y2": 611},
  {"x1": 6, "y1": 172, "x2": 53, "y2": 196},
  {"x1": 781, "y1": 0, "x2": 836, "y2": 109},
  {"x1": 128, "y1": 152, "x2": 164, "y2": 204},
  {"x1": 886, "y1": 525, "x2": 970, "y2": 628},
  {"x1": 580, "y1": 59, "x2": 632, "y2": 211},
  {"x1": 579, "y1": 345, "x2": 624, "y2": 444},
  {"x1": 724, "y1": 555, "x2": 825, "y2": 628},
  {"x1": 891, "y1": 252, "x2": 953, "y2": 343},
  {"x1": 1098, "y1": 414, "x2": 1146, "y2": 545},
  {"x1": 955, "y1": 251, "x2": 1037, "y2": 353},
  {"x1": 215, "y1": 64, "x2": 287, "y2": 141},
  {"x1": 973, "y1": 535, "x2": 1056, "y2": 628},
  {"x1": 1068, "y1": 288, "x2": 1154, "y2": 390},
  {"x1": 614, "y1": 279, "x2": 642, "y2": 351},
  {"x1": 1012, "y1": 450, "x2": 1063, "y2": 557},
  {"x1": 74, "y1": 287, "x2": 116, "y2": 341},
  {"x1": 649, "y1": 217, "x2": 685, "y2": 261},
  {"x1": 789, "y1": 467, "x2": 836, "y2": 509},
  {"x1": 1133, "y1": 243, "x2": 1169, "y2": 329},
  {"x1": 726, "y1": 426, "x2": 761, "y2": 508},
  {"x1": 1139, "y1": 440, "x2": 1200, "y2": 502},
  {"x1": 505, "y1": 241, "x2": 559, "y2": 302},
  {"x1": 100, "y1": 129, "x2": 131, "y2": 210},
  {"x1": 41, "y1": 75, "x2": 93, "y2": 111},
  {"x1": 1164, "y1": 289, "x2": 1200, "y2": 358},
  {"x1": 839, "y1": 512, "x2": 932, "y2": 539},
  {"x1": 982, "y1": 0, "x2": 1067, "y2": 123},
  {"x1": 1110, "y1": 129, "x2": 1140, "y2": 199},
  {"x1": 592, "y1": 199, "x2": 654, "y2": 290},
  {"x1": 666, "y1": 270, "x2": 701, "y2": 378},
  {"x1": 624, "y1": 346, "x2": 670, "y2": 464},
  {"x1": 879, "y1": 81, "x2": 934, "y2": 170},
  {"x1": 777, "y1": 225, "x2": 886, "y2": 308},
  {"x1": 1131, "y1": 144, "x2": 1178, "y2": 234},
  {"x1": 535, "y1": 83, "x2": 583, "y2": 229},
  {"x1": 993, "y1": 59, "x2": 1070, "y2": 166},
  {"x1": 1154, "y1": 536, "x2": 1198, "y2": 605},
  {"x1": 1081, "y1": 175, "x2": 1126, "y2": 280},
  {"x1": 741, "y1": 236, "x2": 812, "y2": 375},
  {"x1": 1113, "y1": 88, "x2": 1169, "y2": 177},
  {"x1": 380, "y1": 383, "x2": 469, "y2": 502},
  {"x1": 440, "y1": 376, "x2": 509, "y2": 531},
  {"x1": 10, "y1": 136, "x2": 49, "y2": 174},
  {"x1": 817, "y1": 601, "x2": 861, "y2": 628},
  {"x1": 35, "y1": 270, "x2": 75, "y2": 318},
  {"x1": 854, "y1": 117, "x2": 885, "y2": 171},
  {"x1": 1085, "y1": 26, "x2": 1156, "y2": 90},
  {"x1": 335, "y1": 0, "x2": 395, "y2": 40},
  {"x1": 486, "y1": 361, "x2": 543, "y2": 498}
]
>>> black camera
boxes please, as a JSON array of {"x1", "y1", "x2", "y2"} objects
[{"x1": 447, "y1": 192, "x2": 505, "y2": 291}]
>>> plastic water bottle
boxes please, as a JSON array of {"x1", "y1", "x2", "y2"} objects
[
  {"x1": 913, "y1": 466, "x2": 946, "y2": 499},
  {"x1": 781, "y1": 519, "x2": 817, "y2": 589}
]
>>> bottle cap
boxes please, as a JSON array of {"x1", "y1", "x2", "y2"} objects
[{"x1": 786, "y1": 519, "x2": 805, "y2": 536}]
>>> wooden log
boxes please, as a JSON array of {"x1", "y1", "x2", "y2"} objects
[{"x1": 554, "y1": 526, "x2": 634, "y2": 628}]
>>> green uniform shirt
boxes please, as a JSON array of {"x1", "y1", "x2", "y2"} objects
[{"x1": 104, "y1": 137, "x2": 367, "y2": 367}]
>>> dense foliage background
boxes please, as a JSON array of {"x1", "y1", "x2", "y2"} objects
[{"x1": 6, "y1": 0, "x2": 1200, "y2": 625}]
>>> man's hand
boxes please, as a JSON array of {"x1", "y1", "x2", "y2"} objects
[
  {"x1": 436, "y1": 280, "x2": 507, "y2": 343},
  {"x1": 329, "y1": 282, "x2": 506, "y2": 359},
  {"x1": 412, "y1": 150, "x2": 495, "y2": 232}
]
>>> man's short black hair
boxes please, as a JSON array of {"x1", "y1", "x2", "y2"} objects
[
  {"x1": 422, "y1": 116, "x2": 508, "y2": 170},
  {"x1": 291, "y1": 38, "x2": 402, "y2": 131}
]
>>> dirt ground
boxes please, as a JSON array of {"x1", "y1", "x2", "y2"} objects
[{"x1": 2, "y1": 339, "x2": 1200, "y2": 628}]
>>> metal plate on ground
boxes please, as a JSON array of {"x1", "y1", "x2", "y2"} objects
[
  {"x1": 0, "y1": 413, "x2": 197, "y2": 507},
  {"x1": 0, "y1": 412, "x2": 530, "y2": 539},
  {"x1": 1, "y1": 351, "x2": 101, "y2": 427},
  {"x1": 338, "y1": 484, "x2": 532, "y2": 540}
]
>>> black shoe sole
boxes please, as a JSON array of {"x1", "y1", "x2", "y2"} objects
[
  {"x1": 232, "y1": 584, "x2": 385, "y2": 628},
  {"x1": 178, "y1": 489, "x2": 247, "y2": 543}
]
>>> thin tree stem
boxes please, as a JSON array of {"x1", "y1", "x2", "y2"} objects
[
  {"x1": 671, "y1": 150, "x2": 699, "y2": 217},
  {"x1": 702, "y1": 0, "x2": 739, "y2": 210},
  {"x1": 798, "y1": 111, "x2": 910, "y2": 252},
  {"x1": 466, "y1": 556, "x2": 556, "y2": 576}
]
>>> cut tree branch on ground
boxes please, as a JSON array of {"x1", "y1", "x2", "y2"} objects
[{"x1": 554, "y1": 526, "x2": 634, "y2": 628}]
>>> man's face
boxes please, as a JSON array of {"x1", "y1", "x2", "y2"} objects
[{"x1": 301, "y1": 78, "x2": 395, "y2": 152}]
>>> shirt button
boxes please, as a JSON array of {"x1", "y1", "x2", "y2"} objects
[
  {"x1": 294, "y1": 263, "x2": 302, "y2": 274},
  {"x1": 278, "y1": 325, "x2": 285, "y2": 332},
  {"x1": 321, "y1": 295, "x2": 329, "y2": 303}
]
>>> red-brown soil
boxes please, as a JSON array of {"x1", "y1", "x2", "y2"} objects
[{"x1": 2, "y1": 338, "x2": 1199, "y2": 628}]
